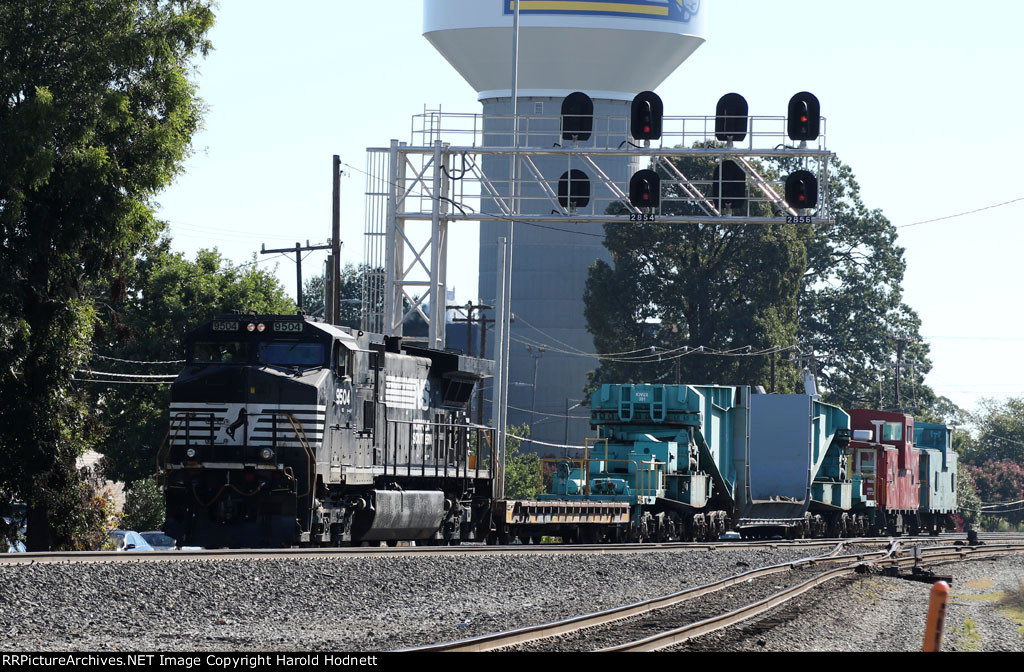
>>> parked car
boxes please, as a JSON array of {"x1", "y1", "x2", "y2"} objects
[
  {"x1": 108, "y1": 530, "x2": 154, "y2": 551},
  {"x1": 140, "y1": 531, "x2": 176, "y2": 550},
  {"x1": 139, "y1": 531, "x2": 202, "y2": 551}
]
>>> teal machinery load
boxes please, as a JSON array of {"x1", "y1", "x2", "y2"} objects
[{"x1": 543, "y1": 377, "x2": 855, "y2": 540}]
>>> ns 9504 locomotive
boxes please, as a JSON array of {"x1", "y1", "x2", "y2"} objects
[{"x1": 159, "y1": 314, "x2": 494, "y2": 548}]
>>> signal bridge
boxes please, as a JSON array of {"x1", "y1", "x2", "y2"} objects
[{"x1": 362, "y1": 94, "x2": 835, "y2": 351}]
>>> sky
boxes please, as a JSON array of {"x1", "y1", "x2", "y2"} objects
[{"x1": 157, "y1": 0, "x2": 1024, "y2": 416}]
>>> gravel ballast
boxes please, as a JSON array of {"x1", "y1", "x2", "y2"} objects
[
  {"x1": 674, "y1": 554, "x2": 1024, "y2": 652},
  {"x1": 1, "y1": 547, "x2": 821, "y2": 651},
  {"x1": 2, "y1": 546, "x2": 1021, "y2": 652}
]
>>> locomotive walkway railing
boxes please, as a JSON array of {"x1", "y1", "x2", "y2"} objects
[{"x1": 381, "y1": 418, "x2": 494, "y2": 482}]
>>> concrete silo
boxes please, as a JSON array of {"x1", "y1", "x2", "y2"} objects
[{"x1": 422, "y1": 1, "x2": 708, "y2": 449}]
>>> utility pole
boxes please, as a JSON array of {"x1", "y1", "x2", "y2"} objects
[
  {"x1": 260, "y1": 240, "x2": 332, "y2": 313},
  {"x1": 330, "y1": 155, "x2": 342, "y2": 325},
  {"x1": 525, "y1": 344, "x2": 545, "y2": 439},
  {"x1": 894, "y1": 336, "x2": 909, "y2": 412}
]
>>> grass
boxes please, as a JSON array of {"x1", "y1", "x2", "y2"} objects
[
  {"x1": 997, "y1": 580, "x2": 1024, "y2": 638},
  {"x1": 950, "y1": 617, "x2": 983, "y2": 651}
]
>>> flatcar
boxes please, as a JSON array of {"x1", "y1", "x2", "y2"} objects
[{"x1": 159, "y1": 313, "x2": 494, "y2": 548}]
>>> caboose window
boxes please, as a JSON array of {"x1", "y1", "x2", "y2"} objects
[
  {"x1": 257, "y1": 342, "x2": 325, "y2": 368},
  {"x1": 882, "y1": 422, "x2": 902, "y2": 441}
]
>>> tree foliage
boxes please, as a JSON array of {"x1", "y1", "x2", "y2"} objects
[
  {"x1": 958, "y1": 396, "x2": 1024, "y2": 465},
  {"x1": 93, "y1": 240, "x2": 294, "y2": 485},
  {"x1": 504, "y1": 425, "x2": 546, "y2": 499},
  {"x1": 798, "y1": 159, "x2": 936, "y2": 411},
  {"x1": 0, "y1": 0, "x2": 214, "y2": 549},
  {"x1": 302, "y1": 262, "x2": 365, "y2": 328},
  {"x1": 120, "y1": 477, "x2": 166, "y2": 532},
  {"x1": 585, "y1": 150, "x2": 808, "y2": 394},
  {"x1": 583, "y1": 151, "x2": 945, "y2": 418}
]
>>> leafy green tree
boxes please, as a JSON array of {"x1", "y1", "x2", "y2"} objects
[
  {"x1": 303, "y1": 262, "x2": 366, "y2": 328},
  {"x1": 504, "y1": 425, "x2": 546, "y2": 499},
  {"x1": 92, "y1": 240, "x2": 294, "y2": 485},
  {"x1": 585, "y1": 150, "x2": 808, "y2": 394},
  {"x1": 120, "y1": 478, "x2": 166, "y2": 531},
  {"x1": 584, "y1": 152, "x2": 943, "y2": 417},
  {"x1": 956, "y1": 465, "x2": 982, "y2": 530},
  {"x1": 959, "y1": 396, "x2": 1024, "y2": 465},
  {"x1": 796, "y1": 159, "x2": 935, "y2": 412},
  {"x1": 0, "y1": 0, "x2": 215, "y2": 550}
]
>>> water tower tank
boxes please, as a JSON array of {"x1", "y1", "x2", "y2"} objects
[
  {"x1": 422, "y1": 1, "x2": 707, "y2": 450},
  {"x1": 423, "y1": 0, "x2": 706, "y2": 100}
]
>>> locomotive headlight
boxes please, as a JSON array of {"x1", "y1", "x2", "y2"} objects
[
  {"x1": 260, "y1": 448, "x2": 274, "y2": 461},
  {"x1": 247, "y1": 322, "x2": 256, "y2": 332},
  {"x1": 256, "y1": 322, "x2": 266, "y2": 333},
  {"x1": 185, "y1": 448, "x2": 197, "y2": 459}
]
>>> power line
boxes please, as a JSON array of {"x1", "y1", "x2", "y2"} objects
[
  {"x1": 72, "y1": 377, "x2": 171, "y2": 386},
  {"x1": 897, "y1": 196, "x2": 1024, "y2": 229},
  {"x1": 77, "y1": 370, "x2": 178, "y2": 379},
  {"x1": 92, "y1": 355, "x2": 185, "y2": 365}
]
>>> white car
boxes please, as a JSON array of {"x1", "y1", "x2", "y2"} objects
[{"x1": 108, "y1": 530, "x2": 154, "y2": 551}]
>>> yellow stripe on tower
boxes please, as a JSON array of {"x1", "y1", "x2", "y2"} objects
[{"x1": 510, "y1": 1, "x2": 670, "y2": 16}]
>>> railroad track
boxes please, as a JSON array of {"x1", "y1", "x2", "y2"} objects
[
  {"x1": 400, "y1": 540, "x2": 1024, "y2": 652},
  {"x1": 3, "y1": 532, "x2": 1020, "y2": 566}
]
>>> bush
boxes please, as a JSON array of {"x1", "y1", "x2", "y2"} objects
[{"x1": 120, "y1": 478, "x2": 165, "y2": 531}]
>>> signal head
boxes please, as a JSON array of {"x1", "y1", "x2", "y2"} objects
[
  {"x1": 785, "y1": 170, "x2": 819, "y2": 210},
  {"x1": 561, "y1": 92, "x2": 594, "y2": 142},
  {"x1": 787, "y1": 92, "x2": 820, "y2": 142},
  {"x1": 715, "y1": 93, "x2": 749, "y2": 143},
  {"x1": 631, "y1": 91, "x2": 663, "y2": 142},
  {"x1": 629, "y1": 169, "x2": 661, "y2": 209}
]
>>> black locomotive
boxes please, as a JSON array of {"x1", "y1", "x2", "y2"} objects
[{"x1": 159, "y1": 314, "x2": 494, "y2": 548}]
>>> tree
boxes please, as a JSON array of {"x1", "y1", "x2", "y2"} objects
[
  {"x1": 0, "y1": 0, "x2": 215, "y2": 550},
  {"x1": 92, "y1": 240, "x2": 295, "y2": 485},
  {"x1": 120, "y1": 478, "x2": 166, "y2": 532},
  {"x1": 584, "y1": 151, "x2": 944, "y2": 418},
  {"x1": 959, "y1": 396, "x2": 1024, "y2": 465},
  {"x1": 585, "y1": 149, "x2": 809, "y2": 394},
  {"x1": 503, "y1": 425, "x2": 546, "y2": 499},
  {"x1": 797, "y1": 159, "x2": 936, "y2": 412},
  {"x1": 302, "y1": 262, "x2": 365, "y2": 328}
]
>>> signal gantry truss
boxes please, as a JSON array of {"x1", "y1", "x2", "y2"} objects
[{"x1": 362, "y1": 108, "x2": 835, "y2": 349}]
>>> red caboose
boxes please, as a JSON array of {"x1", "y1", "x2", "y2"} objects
[{"x1": 848, "y1": 409, "x2": 923, "y2": 535}]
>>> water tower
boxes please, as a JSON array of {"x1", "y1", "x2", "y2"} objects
[{"x1": 422, "y1": 0, "x2": 708, "y2": 449}]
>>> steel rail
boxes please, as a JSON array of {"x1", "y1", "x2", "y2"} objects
[
  {"x1": 399, "y1": 540, "x2": 1024, "y2": 653},
  {"x1": 0, "y1": 536, "x2": 928, "y2": 566},
  {"x1": 4, "y1": 534, "x2": 1021, "y2": 566},
  {"x1": 396, "y1": 541, "x2": 898, "y2": 652},
  {"x1": 604, "y1": 543, "x2": 1024, "y2": 652}
]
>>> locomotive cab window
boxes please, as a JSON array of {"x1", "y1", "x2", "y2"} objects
[
  {"x1": 335, "y1": 347, "x2": 352, "y2": 378},
  {"x1": 257, "y1": 342, "x2": 325, "y2": 368},
  {"x1": 192, "y1": 341, "x2": 248, "y2": 364}
]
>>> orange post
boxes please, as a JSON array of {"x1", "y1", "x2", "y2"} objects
[{"x1": 922, "y1": 580, "x2": 950, "y2": 651}]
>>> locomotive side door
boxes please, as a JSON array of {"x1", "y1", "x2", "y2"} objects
[{"x1": 330, "y1": 343, "x2": 355, "y2": 475}]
